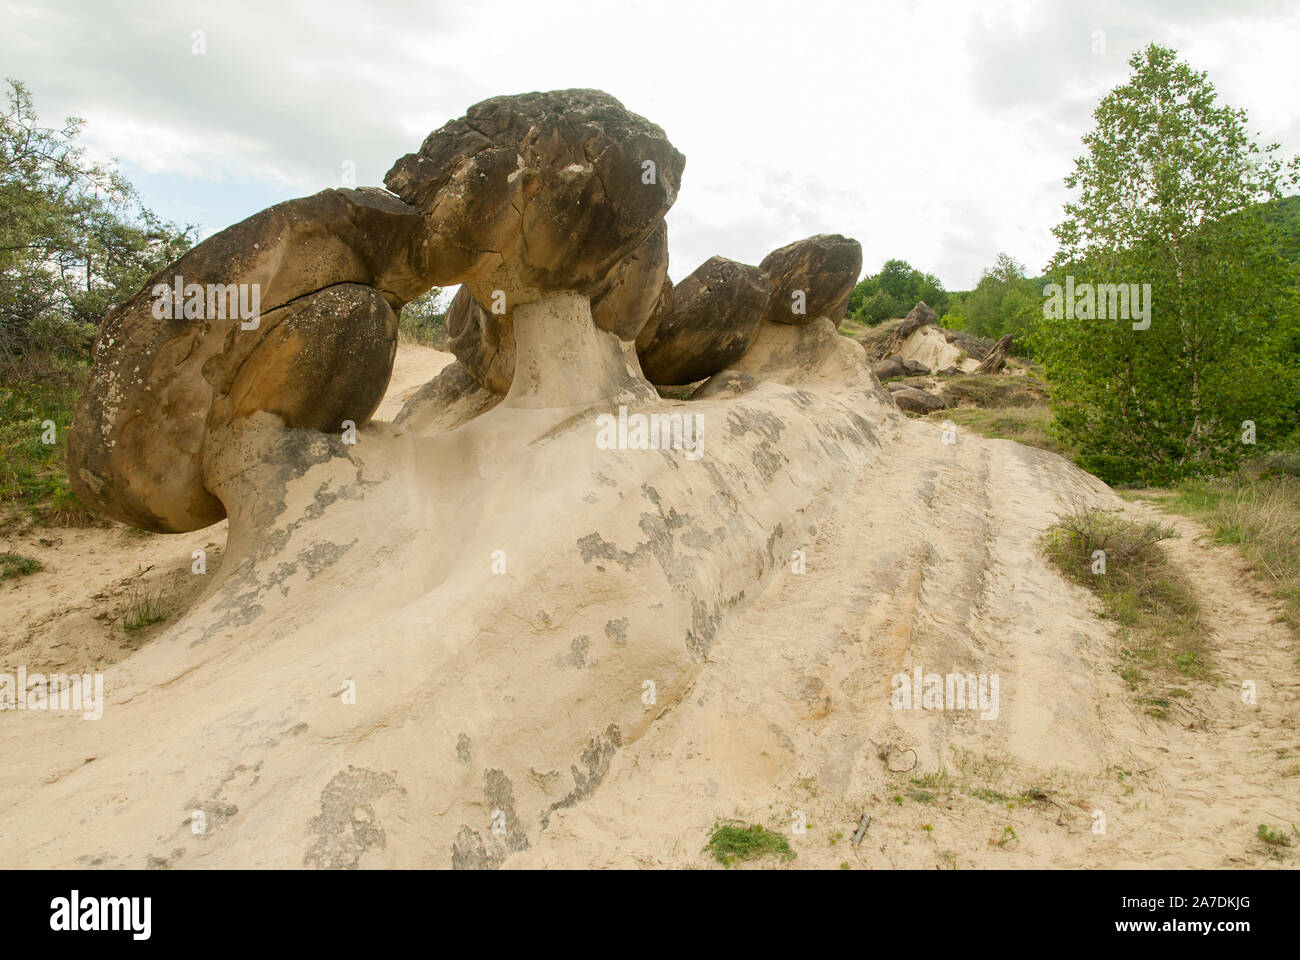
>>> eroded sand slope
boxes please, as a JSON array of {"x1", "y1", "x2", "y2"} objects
[{"x1": 1, "y1": 344, "x2": 1294, "y2": 869}]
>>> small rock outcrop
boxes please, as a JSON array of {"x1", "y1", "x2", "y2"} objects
[
  {"x1": 977, "y1": 333, "x2": 1015, "y2": 374},
  {"x1": 890, "y1": 386, "x2": 946, "y2": 414}
]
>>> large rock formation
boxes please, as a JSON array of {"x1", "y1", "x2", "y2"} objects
[{"x1": 69, "y1": 90, "x2": 686, "y2": 532}]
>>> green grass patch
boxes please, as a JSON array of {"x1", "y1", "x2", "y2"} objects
[
  {"x1": 926, "y1": 405, "x2": 1076, "y2": 459},
  {"x1": 970, "y1": 787, "x2": 1029, "y2": 807},
  {"x1": 122, "y1": 584, "x2": 166, "y2": 632},
  {"x1": 939, "y1": 373, "x2": 1048, "y2": 409},
  {"x1": 705, "y1": 821, "x2": 796, "y2": 867},
  {"x1": 991, "y1": 825, "x2": 1019, "y2": 848},
  {"x1": 0, "y1": 551, "x2": 44, "y2": 580},
  {"x1": 1044, "y1": 507, "x2": 1210, "y2": 715},
  {"x1": 904, "y1": 769, "x2": 956, "y2": 804},
  {"x1": 1256, "y1": 823, "x2": 1295, "y2": 848}
]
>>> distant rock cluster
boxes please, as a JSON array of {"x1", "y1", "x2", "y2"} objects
[{"x1": 862, "y1": 301, "x2": 1015, "y2": 414}]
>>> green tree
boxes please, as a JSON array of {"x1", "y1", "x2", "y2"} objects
[
  {"x1": 847, "y1": 258, "x2": 948, "y2": 324},
  {"x1": 964, "y1": 253, "x2": 1036, "y2": 340},
  {"x1": 1030, "y1": 45, "x2": 1300, "y2": 484},
  {"x1": 397, "y1": 285, "x2": 447, "y2": 346},
  {"x1": 0, "y1": 78, "x2": 193, "y2": 366}
]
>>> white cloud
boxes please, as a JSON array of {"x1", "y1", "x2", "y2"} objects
[{"x1": 2, "y1": 0, "x2": 1296, "y2": 290}]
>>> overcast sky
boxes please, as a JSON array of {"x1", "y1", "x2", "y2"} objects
[{"x1": 3, "y1": 0, "x2": 1297, "y2": 290}]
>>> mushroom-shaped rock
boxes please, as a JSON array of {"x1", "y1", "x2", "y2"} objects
[
  {"x1": 385, "y1": 89, "x2": 683, "y2": 407},
  {"x1": 759, "y1": 234, "x2": 862, "y2": 325},
  {"x1": 384, "y1": 89, "x2": 684, "y2": 310},
  {"x1": 66, "y1": 188, "x2": 437, "y2": 533},
  {"x1": 635, "y1": 256, "x2": 773, "y2": 386}
]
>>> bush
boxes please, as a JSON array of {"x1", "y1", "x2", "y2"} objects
[
  {"x1": 1044, "y1": 507, "x2": 1209, "y2": 715},
  {"x1": 0, "y1": 361, "x2": 100, "y2": 528}
]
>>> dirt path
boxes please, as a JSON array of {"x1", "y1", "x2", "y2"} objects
[{"x1": 1100, "y1": 502, "x2": 1300, "y2": 867}]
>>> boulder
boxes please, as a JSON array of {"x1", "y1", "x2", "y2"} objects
[
  {"x1": 871, "y1": 355, "x2": 908, "y2": 380},
  {"x1": 891, "y1": 386, "x2": 946, "y2": 414},
  {"x1": 759, "y1": 234, "x2": 862, "y2": 325},
  {"x1": 904, "y1": 301, "x2": 938, "y2": 326},
  {"x1": 635, "y1": 256, "x2": 772, "y2": 385},
  {"x1": 445, "y1": 287, "x2": 514, "y2": 394},
  {"x1": 207, "y1": 283, "x2": 396, "y2": 435}
]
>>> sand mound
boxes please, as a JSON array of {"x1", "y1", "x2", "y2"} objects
[{"x1": 1, "y1": 331, "x2": 918, "y2": 868}]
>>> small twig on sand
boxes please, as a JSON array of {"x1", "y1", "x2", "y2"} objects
[{"x1": 851, "y1": 813, "x2": 871, "y2": 847}]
